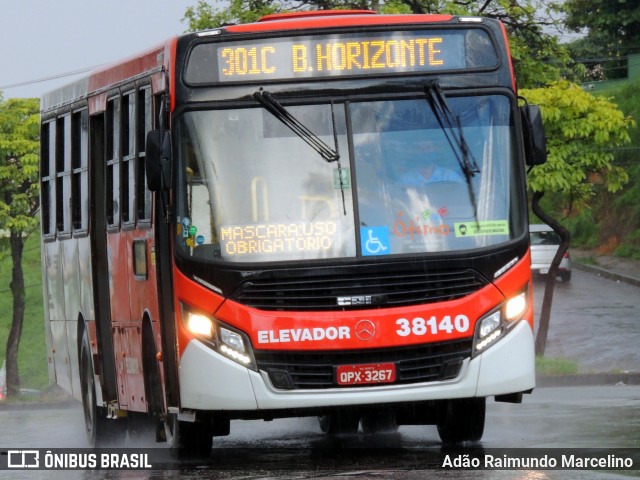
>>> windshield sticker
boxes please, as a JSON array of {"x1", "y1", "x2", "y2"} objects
[
  {"x1": 392, "y1": 211, "x2": 451, "y2": 238},
  {"x1": 220, "y1": 221, "x2": 337, "y2": 256},
  {"x1": 454, "y1": 221, "x2": 509, "y2": 237},
  {"x1": 333, "y1": 168, "x2": 351, "y2": 190},
  {"x1": 361, "y1": 226, "x2": 390, "y2": 256},
  {"x1": 181, "y1": 217, "x2": 190, "y2": 238}
]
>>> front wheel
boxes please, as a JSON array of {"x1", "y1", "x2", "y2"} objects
[
  {"x1": 436, "y1": 397, "x2": 485, "y2": 445},
  {"x1": 318, "y1": 412, "x2": 360, "y2": 436},
  {"x1": 164, "y1": 413, "x2": 213, "y2": 457},
  {"x1": 79, "y1": 331, "x2": 125, "y2": 446},
  {"x1": 360, "y1": 409, "x2": 398, "y2": 435}
]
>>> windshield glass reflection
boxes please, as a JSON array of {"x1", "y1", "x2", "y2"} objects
[{"x1": 175, "y1": 95, "x2": 522, "y2": 263}]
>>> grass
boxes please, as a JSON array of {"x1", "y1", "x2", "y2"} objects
[
  {"x1": 0, "y1": 232, "x2": 49, "y2": 392},
  {"x1": 536, "y1": 355, "x2": 579, "y2": 376},
  {"x1": 573, "y1": 255, "x2": 598, "y2": 266}
]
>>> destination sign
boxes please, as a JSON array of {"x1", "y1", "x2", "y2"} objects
[
  {"x1": 219, "y1": 220, "x2": 337, "y2": 257},
  {"x1": 185, "y1": 29, "x2": 498, "y2": 84}
]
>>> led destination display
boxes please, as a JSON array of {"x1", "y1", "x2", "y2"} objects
[{"x1": 185, "y1": 29, "x2": 499, "y2": 84}]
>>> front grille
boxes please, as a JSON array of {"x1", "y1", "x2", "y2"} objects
[
  {"x1": 231, "y1": 268, "x2": 487, "y2": 311},
  {"x1": 254, "y1": 339, "x2": 472, "y2": 390}
]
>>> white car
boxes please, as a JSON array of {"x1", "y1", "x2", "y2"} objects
[{"x1": 530, "y1": 224, "x2": 572, "y2": 282}]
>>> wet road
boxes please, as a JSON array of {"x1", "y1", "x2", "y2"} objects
[
  {"x1": 2, "y1": 383, "x2": 640, "y2": 479},
  {"x1": 535, "y1": 267, "x2": 640, "y2": 373},
  {"x1": 2, "y1": 268, "x2": 640, "y2": 478},
  {"x1": 3, "y1": 384, "x2": 639, "y2": 450}
]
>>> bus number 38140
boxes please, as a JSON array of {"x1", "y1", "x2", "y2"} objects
[{"x1": 395, "y1": 315, "x2": 470, "y2": 337}]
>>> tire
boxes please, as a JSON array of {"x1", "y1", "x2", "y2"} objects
[
  {"x1": 164, "y1": 413, "x2": 213, "y2": 458},
  {"x1": 360, "y1": 410, "x2": 398, "y2": 435},
  {"x1": 142, "y1": 323, "x2": 163, "y2": 416},
  {"x1": 79, "y1": 331, "x2": 125, "y2": 446},
  {"x1": 436, "y1": 397, "x2": 485, "y2": 445},
  {"x1": 560, "y1": 271, "x2": 572, "y2": 282},
  {"x1": 318, "y1": 412, "x2": 360, "y2": 436}
]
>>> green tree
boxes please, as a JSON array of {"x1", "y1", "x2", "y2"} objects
[
  {"x1": 0, "y1": 96, "x2": 40, "y2": 398},
  {"x1": 607, "y1": 80, "x2": 640, "y2": 256},
  {"x1": 521, "y1": 80, "x2": 635, "y2": 354},
  {"x1": 183, "y1": 0, "x2": 281, "y2": 28},
  {"x1": 566, "y1": 31, "x2": 625, "y2": 82},
  {"x1": 564, "y1": 0, "x2": 640, "y2": 81},
  {"x1": 525, "y1": 81, "x2": 631, "y2": 203}
]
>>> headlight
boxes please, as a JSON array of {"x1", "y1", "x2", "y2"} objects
[
  {"x1": 220, "y1": 327, "x2": 246, "y2": 352},
  {"x1": 186, "y1": 312, "x2": 214, "y2": 337},
  {"x1": 219, "y1": 327, "x2": 253, "y2": 366},
  {"x1": 505, "y1": 292, "x2": 527, "y2": 321},
  {"x1": 181, "y1": 303, "x2": 256, "y2": 369},
  {"x1": 473, "y1": 288, "x2": 528, "y2": 355},
  {"x1": 479, "y1": 311, "x2": 501, "y2": 338}
]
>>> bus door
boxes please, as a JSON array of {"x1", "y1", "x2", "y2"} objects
[
  {"x1": 117, "y1": 87, "x2": 160, "y2": 413},
  {"x1": 95, "y1": 88, "x2": 159, "y2": 413},
  {"x1": 89, "y1": 110, "x2": 119, "y2": 407}
]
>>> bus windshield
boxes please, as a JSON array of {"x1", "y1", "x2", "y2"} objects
[{"x1": 175, "y1": 94, "x2": 522, "y2": 263}]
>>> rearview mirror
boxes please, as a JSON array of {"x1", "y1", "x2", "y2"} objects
[
  {"x1": 146, "y1": 129, "x2": 172, "y2": 191},
  {"x1": 520, "y1": 104, "x2": 547, "y2": 166}
]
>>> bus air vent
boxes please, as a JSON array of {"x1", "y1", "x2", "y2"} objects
[{"x1": 231, "y1": 268, "x2": 487, "y2": 311}]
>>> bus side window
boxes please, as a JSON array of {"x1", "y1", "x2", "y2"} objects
[
  {"x1": 121, "y1": 90, "x2": 136, "y2": 226},
  {"x1": 41, "y1": 122, "x2": 55, "y2": 238},
  {"x1": 71, "y1": 108, "x2": 89, "y2": 233},
  {"x1": 55, "y1": 114, "x2": 72, "y2": 235},
  {"x1": 106, "y1": 96, "x2": 120, "y2": 229},
  {"x1": 136, "y1": 86, "x2": 152, "y2": 224}
]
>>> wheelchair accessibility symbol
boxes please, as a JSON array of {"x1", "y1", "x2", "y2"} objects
[{"x1": 361, "y1": 227, "x2": 390, "y2": 256}]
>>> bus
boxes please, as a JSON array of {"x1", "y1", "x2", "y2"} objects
[{"x1": 40, "y1": 10, "x2": 547, "y2": 454}]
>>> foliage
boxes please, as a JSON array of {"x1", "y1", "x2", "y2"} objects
[
  {"x1": 183, "y1": 0, "x2": 281, "y2": 29},
  {"x1": 548, "y1": 80, "x2": 640, "y2": 256},
  {"x1": 0, "y1": 96, "x2": 41, "y2": 397},
  {"x1": 521, "y1": 80, "x2": 634, "y2": 211},
  {"x1": 469, "y1": 0, "x2": 573, "y2": 87},
  {"x1": 614, "y1": 230, "x2": 640, "y2": 260},
  {"x1": 562, "y1": 208, "x2": 600, "y2": 249},
  {"x1": 0, "y1": 97, "x2": 40, "y2": 233},
  {"x1": 566, "y1": 31, "x2": 627, "y2": 82},
  {"x1": 564, "y1": 0, "x2": 640, "y2": 66},
  {"x1": 0, "y1": 233, "x2": 48, "y2": 391},
  {"x1": 535, "y1": 355, "x2": 578, "y2": 376},
  {"x1": 606, "y1": 81, "x2": 640, "y2": 252}
]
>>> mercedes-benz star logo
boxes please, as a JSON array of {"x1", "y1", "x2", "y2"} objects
[{"x1": 355, "y1": 320, "x2": 376, "y2": 341}]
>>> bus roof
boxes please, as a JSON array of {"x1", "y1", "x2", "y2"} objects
[
  {"x1": 41, "y1": 40, "x2": 174, "y2": 113},
  {"x1": 225, "y1": 10, "x2": 457, "y2": 33}
]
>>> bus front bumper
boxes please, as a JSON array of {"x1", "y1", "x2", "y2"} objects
[{"x1": 178, "y1": 320, "x2": 535, "y2": 412}]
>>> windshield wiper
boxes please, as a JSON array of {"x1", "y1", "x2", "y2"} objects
[
  {"x1": 254, "y1": 89, "x2": 340, "y2": 163},
  {"x1": 424, "y1": 81, "x2": 480, "y2": 218},
  {"x1": 254, "y1": 89, "x2": 347, "y2": 214},
  {"x1": 424, "y1": 81, "x2": 480, "y2": 180}
]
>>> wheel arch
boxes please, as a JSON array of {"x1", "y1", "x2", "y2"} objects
[
  {"x1": 141, "y1": 311, "x2": 165, "y2": 415},
  {"x1": 77, "y1": 314, "x2": 104, "y2": 407}
]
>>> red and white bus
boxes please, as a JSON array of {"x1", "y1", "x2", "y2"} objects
[{"x1": 40, "y1": 10, "x2": 546, "y2": 454}]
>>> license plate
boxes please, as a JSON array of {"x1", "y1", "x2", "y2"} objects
[{"x1": 336, "y1": 363, "x2": 396, "y2": 386}]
